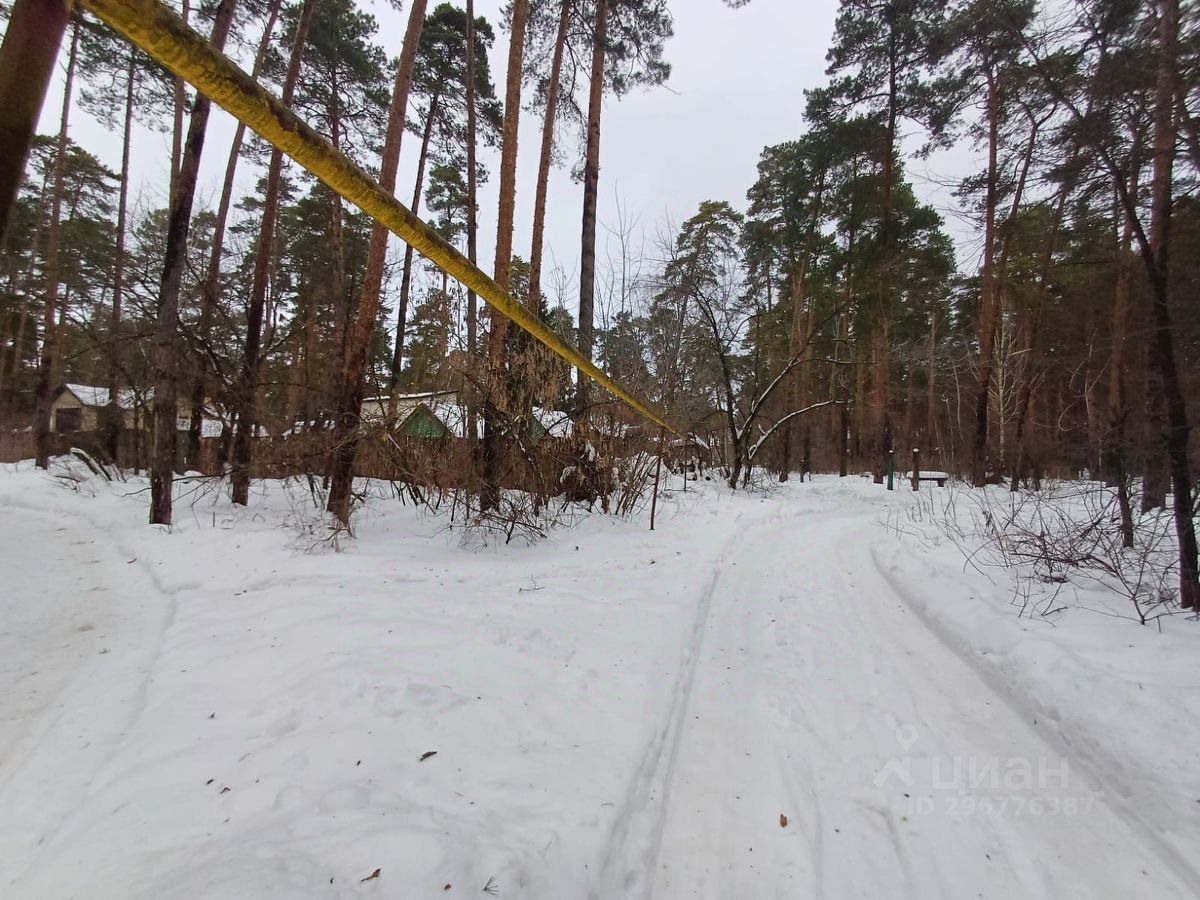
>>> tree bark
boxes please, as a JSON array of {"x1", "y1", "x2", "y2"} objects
[
  {"x1": 32, "y1": 21, "x2": 77, "y2": 470},
  {"x1": 1105, "y1": 181, "x2": 1139, "y2": 546},
  {"x1": 786, "y1": 171, "x2": 826, "y2": 479},
  {"x1": 1142, "y1": 0, "x2": 1199, "y2": 608},
  {"x1": 972, "y1": 67, "x2": 1000, "y2": 486},
  {"x1": 2, "y1": 175, "x2": 47, "y2": 399},
  {"x1": 326, "y1": 0, "x2": 428, "y2": 525},
  {"x1": 870, "y1": 13, "x2": 898, "y2": 482},
  {"x1": 189, "y1": 0, "x2": 282, "y2": 465},
  {"x1": 230, "y1": 0, "x2": 315, "y2": 506},
  {"x1": 388, "y1": 89, "x2": 443, "y2": 407},
  {"x1": 105, "y1": 47, "x2": 138, "y2": 463},
  {"x1": 169, "y1": 0, "x2": 190, "y2": 199},
  {"x1": 528, "y1": 0, "x2": 571, "y2": 311},
  {"x1": 575, "y1": 0, "x2": 608, "y2": 417},
  {"x1": 0, "y1": 0, "x2": 72, "y2": 245},
  {"x1": 327, "y1": 69, "x2": 348, "y2": 380},
  {"x1": 149, "y1": 0, "x2": 238, "y2": 524},
  {"x1": 1142, "y1": 351, "x2": 1168, "y2": 510},
  {"x1": 465, "y1": 0, "x2": 479, "y2": 451},
  {"x1": 481, "y1": 0, "x2": 531, "y2": 511}
]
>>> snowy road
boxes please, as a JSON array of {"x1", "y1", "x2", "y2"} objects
[
  {"x1": 0, "y1": 497, "x2": 173, "y2": 888},
  {"x1": 2, "y1": 467, "x2": 1198, "y2": 899},
  {"x1": 596, "y1": 501, "x2": 1198, "y2": 899}
]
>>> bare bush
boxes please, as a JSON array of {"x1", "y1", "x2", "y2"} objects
[{"x1": 891, "y1": 480, "x2": 1183, "y2": 625}]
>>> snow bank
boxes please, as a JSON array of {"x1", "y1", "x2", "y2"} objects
[
  {"x1": 3, "y1": 463, "x2": 1198, "y2": 897},
  {"x1": 873, "y1": 484, "x2": 1200, "y2": 884},
  {"x1": 0, "y1": 461, "x2": 777, "y2": 898}
]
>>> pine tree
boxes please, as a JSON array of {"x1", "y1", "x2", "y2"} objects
[
  {"x1": 576, "y1": 0, "x2": 672, "y2": 416},
  {"x1": 32, "y1": 19, "x2": 78, "y2": 470},
  {"x1": 388, "y1": 3, "x2": 502, "y2": 405},
  {"x1": 149, "y1": 0, "x2": 239, "y2": 525},
  {"x1": 230, "y1": 0, "x2": 316, "y2": 508},
  {"x1": 825, "y1": 0, "x2": 958, "y2": 479},
  {"x1": 327, "y1": 0, "x2": 429, "y2": 525}
]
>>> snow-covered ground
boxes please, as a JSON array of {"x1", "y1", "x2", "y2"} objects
[{"x1": 1, "y1": 461, "x2": 1198, "y2": 899}]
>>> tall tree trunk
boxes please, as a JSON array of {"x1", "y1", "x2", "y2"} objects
[
  {"x1": 3, "y1": 182, "x2": 47, "y2": 397},
  {"x1": 972, "y1": 68, "x2": 1000, "y2": 486},
  {"x1": 105, "y1": 47, "x2": 138, "y2": 464},
  {"x1": 230, "y1": 0, "x2": 315, "y2": 506},
  {"x1": 575, "y1": 0, "x2": 608, "y2": 417},
  {"x1": 1142, "y1": 0, "x2": 1199, "y2": 608},
  {"x1": 0, "y1": 0, "x2": 72, "y2": 244},
  {"x1": 169, "y1": 0, "x2": 190, "y2": 199},
  {"x1": 925, "y1": 308, "x2": 936, "y2": 449},
  {"x1": 326, "y1": 0, "x2": 428, "y2": 525},
  {"x1": 189, "y1": 0, "x2": 282, "y2": 465},
  {"x1": 1012, "y1": 172, "x2": 1073, "y2": 490},
  {"x1": 870, "y1": 16, "x2": 898, "y2": 482},
  {"x1": 1105, "y1": 186, "x2": 1138, "y2": 546},
  {"x1": 302, "y1": 296, "x2": 317, "y2": 424},
  {"x1": 481, "y1": 0, "x2": 531, "y2": 511},
  {"x1": 464, "y1": 0, "x2": 479, "y2": 452},
  {"x1": 149, "y1": 0, "x2": 239, "y2": 525},
  {"x1": 388, "y1": 89, "x2": 443, "y2": 407},
  {"x1": 1142, "y1": 349, "x2": 1168, "y2": 510},
  {"x1": 528, "y1": 0, "x2": 571, "y2": 310},
  {"x1": 780, "y1": 266, "x2": 806, "y2": 480},
  {"x1": 987, "y1": 103, "x2": 1039, "y2": 479},
  {"x1": 837, "y1": 167, "x2": 858, "y2": 478},
  {"x1": 32, "y1": 22, "x2": 77, "y2": 470},
  {"x1": 327, "y1": 71, "x2": 348, "y2": 385}
]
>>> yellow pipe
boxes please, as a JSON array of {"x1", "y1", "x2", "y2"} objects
[{"x1": 79, "y1": 0, "x2": 677, "y2": 434}]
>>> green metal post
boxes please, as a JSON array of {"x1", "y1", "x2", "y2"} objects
[{"x1": 887, "y1": 449, "x2": 895, "y2": 491}]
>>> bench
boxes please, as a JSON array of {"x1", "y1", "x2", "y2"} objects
[{"x1": 908, "y1": 470, "x2": 949, "y2": 488}]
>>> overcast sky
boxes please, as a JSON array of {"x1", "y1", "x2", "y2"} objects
[{"x1": 30, "y1": 0, "x2": 982, "y2": 320}]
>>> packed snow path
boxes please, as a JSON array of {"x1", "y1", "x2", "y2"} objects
[
  {"x1": 600, "y1": 508, "x2": 1200, "y2": 900},
  {"x1": 1, "y1": 466, "x2": 1197, "y2": 899},
  {"x1": 600, "y1": 505, "x2": 1199, "y2": 898}
]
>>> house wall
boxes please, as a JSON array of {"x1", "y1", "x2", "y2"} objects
[
  {"x1": 50, "y1": 393, "x2": 148, "y2": 432},
  {"x1": 50, "y1": 394, "x2": 98, "y2": 432}
]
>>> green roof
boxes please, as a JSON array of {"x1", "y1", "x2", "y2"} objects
[{"x1": 397, "y1": 405, "x2": 452, "y2": 439}]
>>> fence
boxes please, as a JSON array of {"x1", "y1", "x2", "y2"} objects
[{"x1": 0, "y1": 428, "x2": 646, "y2": 499}]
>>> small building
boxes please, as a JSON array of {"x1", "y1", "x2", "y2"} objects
[
  {"x1": 397, "y1": 404, "x2": 456, "y2": 439},
  {"x1": 361, "y1": 390, "x2": 460, "y2": 428},
  {"x1": 50, "y1": 383, "x2": 223, "y2": 435},
  {"x1": 395, "y1": 400, "x2": 574, "y2": 442},
  {"x1": 50, "y1": 384, "x2": 143, "y2": 432}
]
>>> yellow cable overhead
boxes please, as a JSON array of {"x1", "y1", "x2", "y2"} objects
[{"x1": 79, "y1": 0, "x2": 677, "y2": 434}]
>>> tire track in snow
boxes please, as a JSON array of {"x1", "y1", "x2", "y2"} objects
[
  {"x1": 0, "y1": 496, "x2": 179, "y2": 893},
  {"x1": 588, "y1": 504, "x2": 790, "y2": 899},
  {"x1": 869, "y1": 540, "x2": 1200, "y2": 897},
  {"x1": 633, "y1": 489, "x2": 1198, "y2": 899}
]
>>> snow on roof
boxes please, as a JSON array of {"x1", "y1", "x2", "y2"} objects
[
  {"x1": 400, "y1": 402, "x2": 573, "y2": 441},
  {"x1": 64, "y1": 384, "x2": 144, "y2": 409},
  {"x1": 65, "y1": 384, "x2": 109, "y2": 407},
  {"x1": 362, "y1": 389, "x2": 458, "y2": 405}
]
